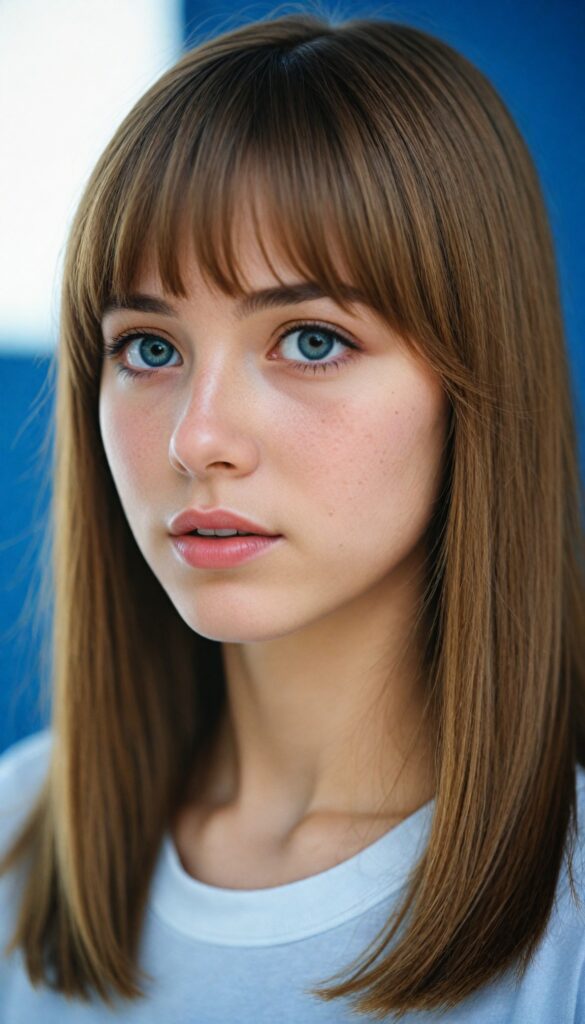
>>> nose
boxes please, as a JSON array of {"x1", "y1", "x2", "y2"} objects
[{"x1": 168, "y1": 356, "x2": 260, "y2": 480}]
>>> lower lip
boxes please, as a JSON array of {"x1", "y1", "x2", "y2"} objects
[{"x1": 171, "y1": 534, "x2": 284, "y2": 569}]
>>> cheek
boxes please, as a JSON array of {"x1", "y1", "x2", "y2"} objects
[
  {"x1": 288, "y1": 379, "x2": 448, "y2": 538},
  {"x1": 99, "y1": 391, "x2": 166, "y2": 500}
]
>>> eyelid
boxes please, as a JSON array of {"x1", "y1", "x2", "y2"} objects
[
  {"x1": 104, "y1": 323, "x2": 175, "y2": 347},
  {"x1": 105, "y1": 317, "x2": 360, "y2": 348}
]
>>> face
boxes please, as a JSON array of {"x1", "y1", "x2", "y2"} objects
[{"x1": 98, "y1": 220, "x2": 450, "y2": 645}]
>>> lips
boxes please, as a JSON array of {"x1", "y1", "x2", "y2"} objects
[{"x1": 168, "y1": 507, "x2": 280, "y2": 537}]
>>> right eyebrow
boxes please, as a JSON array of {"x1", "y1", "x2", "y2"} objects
[{"x1": 101, "y1": 294, "x2": 178, "y2": 319}]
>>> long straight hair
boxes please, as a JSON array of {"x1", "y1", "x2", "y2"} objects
[{"x1": 1, "y1": 9, "x2": 584, "y2": 1017}]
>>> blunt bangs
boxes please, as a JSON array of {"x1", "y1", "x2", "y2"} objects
[{"x1": 71, "y1": 28, "x2": 456, "y2": 366}]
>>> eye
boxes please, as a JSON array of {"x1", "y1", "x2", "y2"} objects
[
  {"x1": 275, "y1": 321, "x2": 361, "y2": 375},
  {"x1": 102, "y1": 320, "x2": 362, "y2": 380},
  {"x1": 102, "y1": 332, "x2": 180, "y2": 379}
]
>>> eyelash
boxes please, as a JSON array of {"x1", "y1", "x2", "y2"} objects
[{"x1": 102, "y1": 320, "x2": 361, "y2": 380}]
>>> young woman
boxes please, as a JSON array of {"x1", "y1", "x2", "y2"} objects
[{"x1": 1, "y1": 9, "x2": 583, "y2": 1022}]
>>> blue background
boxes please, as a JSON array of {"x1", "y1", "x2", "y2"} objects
[{"x1": 1, "y1": 0, "x2": 583, "y2": 752}]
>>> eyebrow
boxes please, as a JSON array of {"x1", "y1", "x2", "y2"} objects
[{"x1": 100, "y1": 281, "x2": 373, "y2": 321}]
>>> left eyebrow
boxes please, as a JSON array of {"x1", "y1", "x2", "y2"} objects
[
  {"x1": 100, "y1": 281, "x2": 373, "y2": 322},
  {"x1": 232, "y1": 281, "x2": 372, "y2": 318}
]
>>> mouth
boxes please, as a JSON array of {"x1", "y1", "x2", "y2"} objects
[
  {"x1": 171, "y1": 530, "x2": 283, "y2": 568},
  {"x1": 168, "y1": 507, "x2": 279, "y2": 537}
]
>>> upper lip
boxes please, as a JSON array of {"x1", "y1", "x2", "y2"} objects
[{"x1": 168, "y1": 508, "x2": 281, "y2": 537}]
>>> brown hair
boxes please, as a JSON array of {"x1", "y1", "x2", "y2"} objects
[{"x1": 2, "y1": 7, "x2": 584, "y2": 1017}]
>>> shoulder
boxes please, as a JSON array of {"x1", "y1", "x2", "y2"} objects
[
  {"x1": 0, "y1": 729, "x2": 53, "y2": 851},
  {"x1": 0, "y1": 728, "x2": 53, "y2": 793},
  {"x1": 0, "y1": 729, "x2": 53, "y2": 957},
  {"x1": 553, "y1": 763, "x2": 585, "y2": 913},
  {"x1": 543, "y1": 764, "x2": 585, "y2": 1015},
  {"x1": 576, "y1": 762, "x2": 585, "y2": 812},
  {"x1": 570, "y1": 762, "x2": 585, "y2": 879}
]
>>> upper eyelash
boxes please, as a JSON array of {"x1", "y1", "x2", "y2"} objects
[{"x1": 102, "y1": 320, "x2": 361, "y2": 379}]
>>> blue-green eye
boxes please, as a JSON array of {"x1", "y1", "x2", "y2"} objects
[
  {"x1": 103, "y1": 333, "x2": 179, "y2": 379},
  {"x1": 275, "y1": 324, "x2": 359, "y2": 374}
]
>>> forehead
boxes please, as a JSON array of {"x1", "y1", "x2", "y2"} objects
[{"x1": 132, "y1": 234, "x2": 271, "y2": 297}]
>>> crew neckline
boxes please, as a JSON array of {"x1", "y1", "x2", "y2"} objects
[{"x1": 149, "y1": 797, "x2": 435, "y2": 946}]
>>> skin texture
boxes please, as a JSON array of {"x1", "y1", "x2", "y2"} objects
[{"x1": 99, "y1": 216, "x2": 450, "y2": 887}]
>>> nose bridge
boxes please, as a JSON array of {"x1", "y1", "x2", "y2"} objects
[
  {"x1": 169, "y1": 342, "x2": 254, "y2": 471},
  {"x1": 181, "y1": 343, "x2": 246, "y2": 421}
]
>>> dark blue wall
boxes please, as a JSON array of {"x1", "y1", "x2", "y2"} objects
[
  {"x1": 0, "y1": 355, "x2": 54, "y2": 750},
  {"x1": 1, "y1": 0, "x2": 583, "y2": 753}
]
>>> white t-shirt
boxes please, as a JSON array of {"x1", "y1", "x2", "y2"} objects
[{"x1": 1, "y1": 728, "x2": 584, "y2": 1022}]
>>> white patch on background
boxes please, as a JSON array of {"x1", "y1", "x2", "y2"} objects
[{"x1": 0, "y1": 0, "x2": 182, "y2": 353}]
